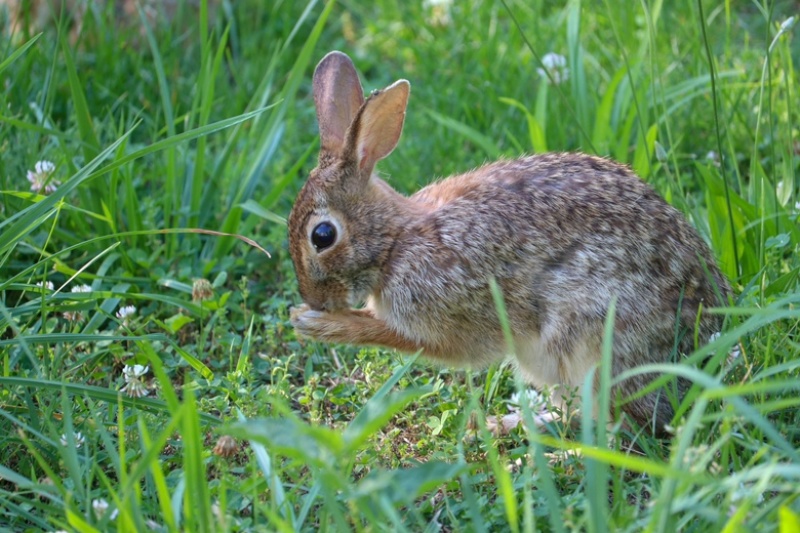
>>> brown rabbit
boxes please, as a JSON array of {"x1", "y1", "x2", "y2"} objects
[{"x1": 289, "y1": 51, "x2": 730, "y2": 433}]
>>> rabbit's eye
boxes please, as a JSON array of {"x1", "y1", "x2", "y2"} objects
[{"x1": 311, "y1": 222, "x2": 337, "y2": 251}]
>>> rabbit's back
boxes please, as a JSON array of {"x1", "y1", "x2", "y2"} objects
[{"x1": 375, "y1": 153, "x2": 728, "y2": 419}]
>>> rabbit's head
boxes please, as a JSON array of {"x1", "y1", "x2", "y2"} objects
[{"x1": 288, "y1": 52, "x2": 410, "y2": 311}]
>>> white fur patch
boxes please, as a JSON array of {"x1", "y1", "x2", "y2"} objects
[
  {"x1": 514, "y1": 334, "x2": 600, "y2": 389},
  {"x1": 513, "y1": 333, "x2": 561, "y2": 386}
]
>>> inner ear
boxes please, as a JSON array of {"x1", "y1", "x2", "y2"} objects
[
  {"x1": 347, "y1": 79, "x2": 410, "y2": 175},
  {"x1": 313, "y1": 52, "x2": 366, "y2": 157}
]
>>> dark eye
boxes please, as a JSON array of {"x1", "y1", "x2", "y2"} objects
[{"x1": 311, "y1": 222, "x2": 337, "y2": 251}]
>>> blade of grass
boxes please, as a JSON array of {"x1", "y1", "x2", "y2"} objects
[
  {"x1": 583, "y1": 297, "x2": 616, "y2": 533},
  {"x1": 140, "y1": 3, "x2": 178, "y2": 249},
  {"x1": 487, "y1": 279, "x2": 519, "y2": 533},
  {"x1": 183, "y1": 387, "x2": 214, "y2": 532},
  {"x1": 697, "y1": 0, "x2": 740, "y2": 278},
  {"x1": 60, "y1": 31, "x2": 100, "y2": 163},
  {"x1": 0, "y1": 33, "x2": 40, "y2": 74}
]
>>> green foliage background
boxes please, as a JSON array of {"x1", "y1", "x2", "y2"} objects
[{"x1": 1, "y1": 0, "x2": 799, "y2": 531}]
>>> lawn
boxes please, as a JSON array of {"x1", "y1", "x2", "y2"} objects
[{"x1": 1, "y1": 0, "x2": 800, "y2": 531}]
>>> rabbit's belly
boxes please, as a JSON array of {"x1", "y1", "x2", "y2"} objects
[{"x1": 514, "y1": 335, "x2": 600, "y2": 389}]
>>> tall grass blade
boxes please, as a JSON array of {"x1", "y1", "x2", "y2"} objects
[
  {"x1": 696, "y1": 0, "x2": 740, "y2": 278},
  {"x1": 60, "y1": 32, "x2": 100, "y2": 163},
  {"x1": 0, "y1": 33, "x2": 40, "y2": 74}
]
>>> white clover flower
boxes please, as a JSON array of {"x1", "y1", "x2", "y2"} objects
[
  {"x1": 123, "y1": 364, "x2": 149, "y2": 380},
  {"x1": 71, "y1": 284, "x2": 92, "y2": 293},
  {"x1": 116, "y1": 305, "x2": 136, "y2": 319},
  {"x1": 537, "y1": 53, "x2": 569, "y2": 85},
  {"x1": 92, "y1": 498, "x2": 109, "y2": 516},
  {"x1": 36, "y1": 160, "x2": 55, "y2": 173},
  {"x1": 486, "y1": 388, "x2": 557, "y2": 435},
  {"x1": 116, "y1": 305, "x2": 137, "y2": 327},
  {"x1": 26, "y1": 160, "x2": 60, "y2": 194},
  {"x1": 507, "y1": 388, "x2": 546, "y2": 413},
  {"x1": 91, "y1": 498, "x2": 118, "y2": 520},
  {"x1": 423, "y1": 0, "x2": 453, "y2": 26},
  {"x1": 705, "y1": 150, "x2": 721, "y2": 167},
  {"x1": 122, "y1": 364, "x2": 149, "y2": 398},
  {"x1": 60, "y1": 431, "x2": 85, "y2": 448},
  {"x1": 63, "y1": 311, "x2": 85, "y2": 322},
  {"x1": 122, "y1": 380, "x2": 148, "y2": 398},
  {"x1": 35, "y1": 281, "x2": 55, "y2": 291}
]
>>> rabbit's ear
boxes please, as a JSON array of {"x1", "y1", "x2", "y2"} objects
[
  {"x1": 313, "y1": 51, "x2": 366, "y2": 157},
  {"x1": 348, "y1": 79, "x2": 410, "y2": 175}
]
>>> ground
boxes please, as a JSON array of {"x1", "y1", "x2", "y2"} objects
[{"x1": 1, "y1": 1, "x2": 799, "y2": 531}]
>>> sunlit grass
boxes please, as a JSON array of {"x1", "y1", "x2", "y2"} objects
[{"x1": 1, "y1": 0, "x2": 799, "y2": 531}]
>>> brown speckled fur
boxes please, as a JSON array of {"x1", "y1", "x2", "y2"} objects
[{"x1": 289, "y1": 51, "x2": 731, "y2": 434}]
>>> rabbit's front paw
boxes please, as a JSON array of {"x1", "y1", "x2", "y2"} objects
[
  {"x1": 290, "y1": 304, "x2": 343, "y2": 341},
  {"x1": 290, "y1": 303, "x2": 313, "y2": 324}
]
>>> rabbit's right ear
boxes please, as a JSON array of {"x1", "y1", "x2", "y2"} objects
[{"x1": 313, "y1": 51, "x2": 366, "y2": 158}]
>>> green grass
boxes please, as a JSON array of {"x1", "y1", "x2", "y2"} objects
[{"x1": 1, "y1": 0, "x2": 800, "y2": 530}]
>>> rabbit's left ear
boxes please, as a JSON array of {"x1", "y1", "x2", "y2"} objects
[
  {"x1": 313, "y1": 51, "x2": 366, "y2": 158},
  {"x1": 346, "y1": 79, "x2": 410, "y2": 176}
]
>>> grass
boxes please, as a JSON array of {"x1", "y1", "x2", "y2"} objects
[{"x1": 1, "y1": 0, "x2": 800, "y2": 530}]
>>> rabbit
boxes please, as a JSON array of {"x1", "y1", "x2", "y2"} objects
[{"x1": 289, "y1": 51, "x2": 731, "y2": 434}]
